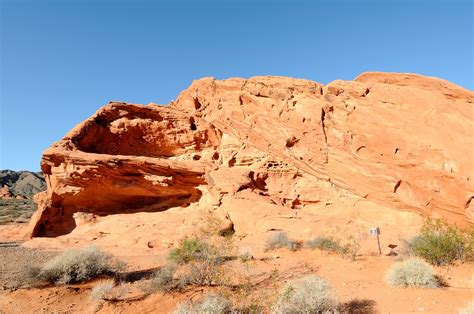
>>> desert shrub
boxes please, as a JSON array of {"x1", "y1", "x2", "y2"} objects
[
  {"x1": 238, "y1": 246, "x2": 253, "y2": 262},
  {"x1": 264, "y1": 231, "x2": 298, "y2": 252},
  {"x1": 459, "y1": 300, "x2": 474, "y2": 314},
  {"x1": 37, "y1": 246, "x2": 125, "y2": 284},
  {"x1": 174, "y1": 295, "x2": 232, "y2": 314},
  {"x1": 385, "y1": 258, "x2": 438, "y2": 288},
  {"x1": 409, "y1": 219, "x2": 473, "y2": 266},
  {"x1": 144, "y1": 264, "x2": 185, "y2": 293},
  {"x1": 168, "y1": 238, "x2": 210, "y2": 264},
  {"x1": 272, "y1": 275, "x2": 337, "y2": 313},
  {"x1": 305, "y1": 236, "x2": 344, "y2": 252},
  {"x1": 180, "y1": 244, "x2": 226, "y2": 286},
  {"x1": 184, "y1": 261, "x2": 221, "y2": 286},
  {"x1": 305, "y1": 235, "x2": 362, "y2": 261},
  {"x1": 343, "y1": 235, "x2": 362, "y2": 261},
  {"x1": 90, "y1": 280, "x2": 114, "y2": 301},
  {"x1": 146, "y1": 237, "x2": 230, "y2": 292},
  {"x1": 90, "y1": 280, "x2": 129, "y2": 301},
  {"x1": 20, "y1": 266, "x2": 43, "y2": 286}
]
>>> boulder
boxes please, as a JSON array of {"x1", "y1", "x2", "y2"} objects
[{"x1": 0, "y1": 185, "x2": 14, "y2": 199}]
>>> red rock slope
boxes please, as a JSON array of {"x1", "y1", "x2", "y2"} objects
[{"x1": 29, "y1": 72, "x2": 473, "y2": 237}]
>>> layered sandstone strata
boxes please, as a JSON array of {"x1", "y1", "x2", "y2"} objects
[{"x1": 29, "y1": 72, "x2": 474, "y2": 237}]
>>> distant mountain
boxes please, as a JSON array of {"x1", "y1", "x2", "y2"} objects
[{"x1": 0, "y1": 170, "x2": 46, "y2": 198}]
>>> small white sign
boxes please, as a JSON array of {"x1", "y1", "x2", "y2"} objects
[{"x1": 369, "y1": 227, "x2": 380, "y2": 236}]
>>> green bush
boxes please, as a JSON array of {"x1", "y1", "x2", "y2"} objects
[
  {"x1": 168, "y1": 238, "x2": 210, "y2": 264},
  {"x1": 264, "y1": 231, "x2": 298, "y2": 252},
  {"x1": 37, "y1": 246, "x2": 125, "y2": 284},
  {"x1": 150, "y1": 238, "x2": 227, "y2": 291},
  {"x1": 174, "y1": 295, "x2": 232, "y2": 314},
  {"x1": 179, "y1": 242, "x2": 227, "y2": 287},
  {"x1": 305, "y1": 236, "x2": 349, "y2": 254},
  {"x1": 385, "y1": 258, "x2": 438, "y2": 288},
  {"x1": 272, "y1": 275, "x2": 337, "y2": 313},
  {"x1": 410, "y1": 219, "x2": 473, "y2": 266},
  {"x1": 304, "y1": 235, "x2": 364, "y2": 261}
]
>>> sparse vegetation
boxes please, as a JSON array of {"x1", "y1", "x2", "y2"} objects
[
  {"x1": 90, "y1": 280, "x2": 129, "y2": 302},
  {"x1": 385, "y1": 258, "x2": 438, "y2": 288},
  {"x1": 264, "y1": 231, "x2": 298, "y2": 252},
  {"x1": 180, "y1": 242, "x2": 227, "y2": 286},
  {"x1": 145, "y1": 264, "x2": 185, "y2": 293},
  {"x1": 168, "y1": 238, "x2": 210, "y2": 265},
  {"x1": 409, "y1": 218, "x2": 473, "y2": 266},
  {"x1": 238, "y1": 246, "x2": 253, "y2": 262},
  {"x1": 305, "y1": 234, "x2": 362, "y2": 261},
  {"x1": 343, "y1": 234, "x2": 363, "y2": 261},
  {"x1": 32, "y1": 246, "x2": 126, "y2": 285},
  {"x1": 144, "y1": 236, "x2": 229, "y2": 294},
  {"x1": 174, "y1": 295, "x2": 232, "y2": 314},
  {"x1": 230, "y1": 269, "x2": 266, "y2": 313},
  {"x1": 305, "y1": 236, "x2": 341, "y2": 251},
  {"x1": 0, "y1": 199, "x2": 37, "y2": 224},
  {"x1": 90, "y1": 280, "x2": 114, "y2": 301},
  {"x1": 305, "y1": 235, "x2": 351, "y2": 256},
  {"x1": 272, "y1": 275, "x2": 337, "y2": 313}
]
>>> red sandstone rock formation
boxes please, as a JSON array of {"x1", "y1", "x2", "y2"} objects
[
  {"x1": 29, "y1": 72, "x2": 473, "y2": 237},
  {"x1": 0, "y1": 185, "x2": 14, "y2": 199}
]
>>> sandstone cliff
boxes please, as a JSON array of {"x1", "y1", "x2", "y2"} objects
[{"x1": 29, "y1": 72, "x2": 473, "y2": 237}]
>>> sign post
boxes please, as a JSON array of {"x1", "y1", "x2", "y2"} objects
[{"x1": 369, "y1": 227, "x2": 381, "y2": 255}]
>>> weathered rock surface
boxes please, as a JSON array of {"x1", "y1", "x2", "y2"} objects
[
  {"x1": 29, "y1": 72, "x2": 473, "y2": 237},
  {"x1": 0, "y1": 186, "x2": 14, "y2": 199}
]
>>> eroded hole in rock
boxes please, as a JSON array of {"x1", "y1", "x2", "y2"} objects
[
  {"x1": 193, "y1": 98, "x2": 202, "y2": 110},
  {"x1": 286, "y1": 136, "x2": 299, "y2": 148},
  {"x1": 31, "y1": 162, "x2": 206, "y2": 237},
  {"x1": 212, "y1": 152, "x2": 220, "y2": 160},
  {"x1": 393, "y1": 180, "x2": 402, "y2": 193},
  {"x1": 321, "y1": 108, "x2": 328, "y2": 144},
  {"x1": 73, "y1": 106, "x2": 217, "y2": 158},
  {"x1": 228, "y1": 157, "x2": 236, "y2": 167},
  {"x1": 190, "y1": 117, "x2": 197, "y2": 131},
  {"x1": 249, "y1": 171, "x2": 268, "y2": 191},
  {"x1": 219, "y1": 224, "x2": 235, "y2": 237},
  {"x1": 465, "y1": 196, "x2": 473, "y2": 209},
  {"x1": 291, "y1": 198, "x2": 302, "y2": 209},
  {"x1": 32, "y1": 189, "x2": 203, "y2": 237}
]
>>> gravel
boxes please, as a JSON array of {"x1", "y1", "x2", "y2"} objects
[{"x1": 0, "y1": 244, "x2": 59, "y2": 289}]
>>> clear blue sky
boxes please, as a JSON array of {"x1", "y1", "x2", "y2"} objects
[{"x1": 1, "y1": 0, "x2": 472, "y2": 171}]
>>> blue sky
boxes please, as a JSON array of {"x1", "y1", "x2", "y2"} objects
[{"x1": 1, "y1": 0, "x2": 472, "y2": 171}]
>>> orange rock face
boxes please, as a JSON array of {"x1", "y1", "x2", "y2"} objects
[
  {"x1": 0, "y1": 185, "x2": 14, "y2": 199},
  {"x1": 29, "y1": 72, "x2": 473, "y2": 237}
]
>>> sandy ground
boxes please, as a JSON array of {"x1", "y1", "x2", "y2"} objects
[{"x1": 0, "y1": 223, "x2": 472, "y2": 314}]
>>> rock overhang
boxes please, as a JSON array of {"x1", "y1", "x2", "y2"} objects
[{"x1": 29, "y1": 72, "x2": 474, "y2": 237}]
